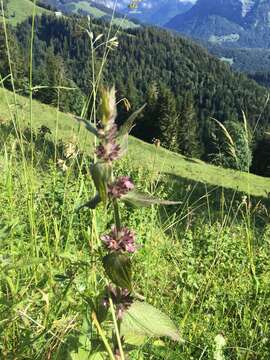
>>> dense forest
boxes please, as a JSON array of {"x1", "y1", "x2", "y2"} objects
[
  {"x1": 1, "y1": 14, "x2": 270, "y2": 174},
  {"x1": 206, "y1": 43, "x2": 270, "y2": 73}
]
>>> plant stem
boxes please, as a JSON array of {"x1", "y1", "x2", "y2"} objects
[
  {"x1": 113, "y1": 199, "x2": 121, "y2": 231},
  {"x1": 109, "y1": 297, "x2": 125, "y2": 360},
  {"x1": 92, "y1": 312, "x2": 116, "y2": 360}
]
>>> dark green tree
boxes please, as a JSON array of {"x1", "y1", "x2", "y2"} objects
[
  {"x1": 133, "y1": 82, "x2": 159, "y2": 142},
  {"x1": 0, "y1": 24, "x2": 25, "y2": 89},
  {"x1": 177, "y1": 93, "x2": 201, "y2": 157},
  {"x1": 251, "y1": 135, "x2": 270, "y2": 176},
  {"x1": 2, "y1": 0, "x2": 8, "y2": 13},
  {"x1": 156, "y1": 84, "x2": 179, "y2": 151},
  {"x1": 0, "y1": 24, "x2": 8, "y2": 77}
]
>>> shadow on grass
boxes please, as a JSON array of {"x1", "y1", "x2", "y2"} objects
[{"x1": 161, "y1": 172, "x2": 270, "y2": 234}]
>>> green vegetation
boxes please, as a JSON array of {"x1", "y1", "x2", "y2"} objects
[
  {"x1": 1, "y1": 0, "x2": 50, "y2": 25},
  {"x1": 66, "y1": 1, "x2": 107, "y2": 17},
  {"x1": 39, "y1": 0, "x2": 139, "y2": 29},
  {"x1": 1, "y1": 85, "x2": 270, "y2": 359},
  {"x1": 64, "y1": 1, "x2": 138, "y2": 29},
  {"x1": 1, "y1": 87, "x2": 270, "y2": 197},
  {"x1": 2, "y1": 14, "x2": 270, "y2": 176},
  {"x1": 1, "y1": 4, "x2": 270, "y2": 359}
]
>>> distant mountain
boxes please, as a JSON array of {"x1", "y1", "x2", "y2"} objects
[
  {"x1": 166, "y1": 0, "x2": 270, "y2": 48},
  {"x1": 70, "y1": 0, "x2": 194, "y2": 26},
  {"x1": 123, "y1": 0, "x2": 194, "y2": 26}
]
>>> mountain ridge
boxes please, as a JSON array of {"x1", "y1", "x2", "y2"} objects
[{"x1": 166, "y1": 0, "x2": 270, "y2": 48}]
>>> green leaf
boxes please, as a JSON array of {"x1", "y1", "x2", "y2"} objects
[
  {"x1": 103, "y1": 252, "x2": 132, "y2": 290},
  {"x1": 74, "y1": 116, "x2": 99, "y2": 137},
  {"x1": 69, "y1": 317, "x2": 106, "y2": 360},
  {"x1": 117, "y1": 104, "x2": 146, "y2": 158},
  {"x1": 69, "y1": 318, "x2": 91, "y2": 360},
  {"x1": 70, "y1": 347, "x2": 105, "y2": 360},
  {"x1": 121, "y1": 301, "x2": 180, "y2": 346},
  {"x1": 77, "y1": 194, "x2": 101, "y2": 211},
  {"x1": 90, "y1": 162, "x2": 112, "y2": 205},
  {"x1": 95, "y1": 298, "x2": 109, "y2": 324},
  {"x1": 122, "y1": 190, "x2": 181, "y2": 208},
  {"x1": 118, "y1": 104, "x2": 146, "y2": 137},
  {"x1": 89, "y1": 352, "x2": 106, "y2": 360},
  {"x1": 69, "y1": 339, "x2": 90, "y2": 360}
]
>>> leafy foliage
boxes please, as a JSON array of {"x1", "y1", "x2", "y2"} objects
[
  {"x1": 2, "y1": 14, "x2": 270, "y2": 174},
  {"x1": 121, "y1": 301, "x2": 181, "y2": 345}
]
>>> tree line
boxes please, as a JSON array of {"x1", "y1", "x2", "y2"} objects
[{"x1": 1, "y1": 14, "x2": 270, "y2": 174}]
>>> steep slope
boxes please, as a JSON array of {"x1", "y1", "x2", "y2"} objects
[
  {"x1": 207, "y1": 44, "x2": 270, "y2": 72},
  {"x1": 15, "y1": 16, "x2": 270, "y2": 127},
  {"x1": 42, "y1": 0, "x2": 194, "y2": 26},
  {"x1": 5, "y1": 14, "x2": 270, "y2": 168},
  {"x1": 124, "y1": 0, "x2": 194, "y2": 26},
  {"x1": 40, "y1": 0, "x2": 139, "y2": 28},
  {"x1": 1, "y1": 0, "x2": 51, "y2": 25},
  {"x1": 1, "y1": 87, "x2": 270, "y2": 197},
  {"x1": 166, "y1": 0, "x2": 270, "y2": 48},
  {"x1": 150, "y1": 1, "x2": 194, "y2": 26}
]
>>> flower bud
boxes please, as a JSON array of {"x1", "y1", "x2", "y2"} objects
[{"x1": 100, "y1": 87, "x2": 117, "y2": 127}]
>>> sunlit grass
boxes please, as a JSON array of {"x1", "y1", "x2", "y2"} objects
[
  {"x1": 1, "y1": 87, "x2": 270, "y2": 198},
  {"x1": 1, "y1": 0, "x2": 50, "y2": 25}
]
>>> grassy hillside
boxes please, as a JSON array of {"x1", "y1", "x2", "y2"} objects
[
  {"x1": 64, "y1": 1, "x2": 138, "y2": 29},
  {"x1": 1, "y1": 87, "x2": 270, "y2": 198},
  {"x1": 2, "y1": 0, "x2": 51, "y2": 25},
  {"x1": 1, "y1": 86, "x2": 270, "y2": 359}
]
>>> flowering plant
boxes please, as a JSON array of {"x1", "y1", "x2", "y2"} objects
[{"x1": 74, "y1": 88, "x2": 180, "y2": 359}]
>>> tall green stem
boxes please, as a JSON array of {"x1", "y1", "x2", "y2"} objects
[
  {"x1": 92, "y1": 312, "x2": 116, "y2": 360},
  {"x1": 109, "y1": 297, "x2": 125, "y2": 360},
  {"x1": 113, "y1": 199, "x2": 121, "y2": 232}
]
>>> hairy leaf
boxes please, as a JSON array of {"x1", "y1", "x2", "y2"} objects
[
  {"x1": 122, "y1": 190, "x2": 181, "y2": 208},
  {"x1": 117, "y1": 104, "x2": 146, "y2": 158},
  {"x1": 90, "y1": 162, "x2": 112, "y2": 204},
  {"x1": 103, "y1": 252, "x2": 132, "y2": 290},
  {"x1": 121, "y1": 301, "x2": 180, "y2": 346},
  {"x1": 74, "y1": 116, "x2": 99, "y2": 137},
  {"x1": 118, "y1": 104, "x2": 146, "y2": 137}
]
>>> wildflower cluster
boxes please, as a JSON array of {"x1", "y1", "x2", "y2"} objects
[
  {"x1": 108, "y1": 176, "x2": 134, "y2": 199},
  {"x1": 101, "y1": 226, "x2": 136, "y2": 253},
  {"x1": 76, "y1": 87, "x2": 180, "y2": 359},
  {"x1": 102, "y1": 285, "x2": 133, "y2": 320}
]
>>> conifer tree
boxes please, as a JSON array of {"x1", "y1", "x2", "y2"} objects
[
  {"x1": 177, "y1": 92, "x2": 201, "y2": 157},
  {"x1": 156, "y1": 84, "x2": 179, "y2": 151},
  {"x1": 0, "y1": 24, "x2": 8, "y2": 77},
  {"x1": 0, "y1": 24, "x2": 25, "y2": 89},
  {"x1": 252, "y1": 135, "x2": 270, "y2": 176},
  {"x1": 2, "y1": 0, "x2": 8, "y2": 13},
  {"x1": 133, "y1": 82, "x2": 159, "y2": 142}
]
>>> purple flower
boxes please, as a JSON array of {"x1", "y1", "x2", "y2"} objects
[
  {"x1": 101, "y1": 226, "x2": 136, "y2": 253},
  {"x1": 95, "y1": 118, "x2": 121, "y2": 163},
  {"x1": 108, "y1": 176, "x2": 134, "y2": 199},
  {"x1": 102, "y1": 285, "x2": 133, "y2": 320},
  {"x1": 98, "y1": 123, "x2": 118, "y2": 142},
  {"x1": 95, "y1": 142, "x2": 121, "y2": 162}
]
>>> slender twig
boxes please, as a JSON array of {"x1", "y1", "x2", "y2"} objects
[
  {"x1": 109, "y1": 297, "x2": 125, "y2": 360},
  {"x1": 92, "y1": 312, "x2": 116, "y2": 360}
]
